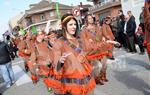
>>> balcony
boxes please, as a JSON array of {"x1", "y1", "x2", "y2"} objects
[{"x1": 88, "y1": 0, "x2": 121, "y2": 13}]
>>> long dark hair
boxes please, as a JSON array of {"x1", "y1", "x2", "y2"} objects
[
  {"x1": 61, "y1": 14, "x2": 78, "y2": 38},
  {"x1": 85, "y1": 14, "x2": 95, "y2": 25}
]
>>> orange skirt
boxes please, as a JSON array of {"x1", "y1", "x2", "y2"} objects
[
  {"x1": 43, "y1": 76, "x2": 95, "y2": 95},
  {"x1": 18, "y1": 51, "x2": 25, "y2": 57},
  {"x1": 143, "y1": 40, "x2": 147, "y2": 46},
  {"x1": 18, "y1": 51, "x2": 30, "y2": 60},
  {"x1": 86, "y1": 51, "x2": 109, "y2": 60},
  {"x1": 147, "y1": 43, "x2": 150, "y2": 53},
  {"x1": 43, "y1": 62, "x2": 96, "y2": 95}
]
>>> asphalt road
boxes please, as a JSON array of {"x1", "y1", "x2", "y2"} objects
[{"x1": 1, "y1": 48, "x2": 150, "y2": 95}]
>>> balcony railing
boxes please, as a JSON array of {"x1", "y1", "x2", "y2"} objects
[
  {"x1": 26, "y1": 20, "x2": 33, "y2": 26},
  {"x1": 88, "y1": 0, "x2": 121, "y2": 12}
]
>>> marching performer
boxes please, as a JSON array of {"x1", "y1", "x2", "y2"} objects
[
  {"x1": 44, "y1": 14, "x2": 96, "y2": 95},
  {"x1": 80, "y1": 14, "x2": 110, "y2": 85},
  {"x1": 29, "y1": 31, "x2": 53, "y2": 82},
  {"x1": 17, "y1": 33, "x2": 30, "y2": 72},
  {"x1": 144, "y1": 0, "x2": 150, "y2": 68}
]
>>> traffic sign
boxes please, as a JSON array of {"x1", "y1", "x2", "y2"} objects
[{"x1": 72, "y1": 8, "x2": 80, "y2": 17}]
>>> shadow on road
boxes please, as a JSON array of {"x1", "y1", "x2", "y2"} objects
[
  {"x1": 0, "y1": 83, "x2": 9, "y2": 95},
  {"x1": 113, "y1": 70, "x2": 150, "y2": 95},
  {"x1": 126, "y1": 57, "x2": 150, "y2": 71}
]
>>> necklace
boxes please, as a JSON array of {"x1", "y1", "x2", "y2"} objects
[{"x1": 62, "y1": 37, "x2": 82, "y2": 53}]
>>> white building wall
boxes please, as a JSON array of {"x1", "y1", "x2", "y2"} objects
[{"x1": 121, "y1": 0, "x2": 144, "y2": 28}]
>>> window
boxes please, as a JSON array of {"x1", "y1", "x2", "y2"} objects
[
  {"x1": 40, "y1": 14, "x2": 45, "y2": 21},
  {"x1": 50, "y1": 11, "x2": 54, "y2": 17},
  {"x1": 31, "y1": 17, "x2": 35, "y2": 23},
  {"x1": 100, "y1": 0, "x2": 105, "y2": 2},
  {"x1": 123, "y1": 0, "x2": 128, "y2": 2},
  {"x1": 26, "y1": 18, "x2": 33, "y2": 26}
]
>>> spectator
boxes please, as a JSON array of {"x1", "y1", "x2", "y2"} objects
[
  {"x1": 139, "y1": 7, "x2": 145, "y2": 32},
  {"x1": 6, "y1": 35, "x2": 16, "y2": 59},
  {"x1": 0, "y1": 38, "x2": 15, "y2": 88},
  {"x1": 123, "y1": 15, "x2": 130, "y2": 52},
  {"x1": 111, "y1": 16, "x2": 118, "y2": 40},
  {"x1": 116, "y1": 10, "x2": 126, "y2": 48},
  {"x1": 135, "y1": 25, "x2": 145, "y2": 54},
  {"x1": 126, "y1": 11, "x2": 137, "y2": 53}
]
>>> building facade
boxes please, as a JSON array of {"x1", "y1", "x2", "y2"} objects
[
  {"x1": 87, "y1": 0, "x2": 121, "y2": 21},
  {"x1": 9, "y1": 12, "x2": 24, "y2": 35},
  {"x1": 121, "y1": 0, "x2": 144, "y2": 27},
  {"x1": 18, "y1": 0, "x2": 73, "y2": 31},
  {"x1": 79, "y1": 3, "x2": 92, "y2": 24}
]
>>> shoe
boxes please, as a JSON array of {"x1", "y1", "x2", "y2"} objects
[
  {"x1": 25, "y1": 65, "x2": 29, "y2": 72},
  {"x1": 12, "y1": 81, "x2": 15, "y2": 84},
  {"x1": 47, "y1": 87, "x2": 53, "y2": 93},
  {"x1": 139, "y1": 52, "x2": 145, "y2": 55},
  {"x1": 96, "y1": 71, "x2": 105, "y2": 85},
  {"x1": 95, "y1": 77, "x2": 104, "y2": 85},
  {"x1": 6, "y1": 84, "x2": 11, "y2": 88},
  {"x1": 131, "y1": 52, "x2": 135, "y2": 54},
  {"x1": 103, "y1": 74, "x2": 108, "y2": 82},
  {"x1": 109, "y1": 57, "x2": 115, "y2": 60},
  {"x1": 11, "y1": 81, "x2": 15, "y2": 85}
]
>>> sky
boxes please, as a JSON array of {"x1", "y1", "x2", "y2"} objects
[{"x1": 0, "y1": 0, "x2": 92, "y2": 38}]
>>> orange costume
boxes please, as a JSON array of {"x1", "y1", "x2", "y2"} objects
[
  {"x1": 102, "y1": 23, "x2": 115, "y2": 41},
  {"x1": 24, "y1": 36, "x2": 39, "y2": 82},
  {"x1": 80, "y1": 24, "x2": 111, "y2": 85},
  {"x1": 30, "y1": 40, "x2": 52, "y2": 80},
  {"x1": 80, "y1": 25, "x2": 110, "y2": 61},
  {"x1": 17, "y1": 37, "x2": 31, "y2": 72},
  {"x1": 144, "y1": 1, "x2": 150, "y2": 61},
  {"x1": 102, "y1": 23, "x2": 115, "y2": 58},
  {"x1": 43, "y1": 38, "x2": 96, "y2": 95},
  {"x1": 18, "y1": 38, "x2": 30, "y2": 59}
]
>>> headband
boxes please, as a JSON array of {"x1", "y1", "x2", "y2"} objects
[
  {"x1": 62, "y1": 16, "x2": 74, "y2": 24},
  {"x1": 48, "y1": 33, "x2": 57, "y2": 38}
]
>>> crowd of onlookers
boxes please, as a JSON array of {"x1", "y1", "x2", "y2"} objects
[{"x1": 109, "y1": 9, "x2": 145, "y2": 55}]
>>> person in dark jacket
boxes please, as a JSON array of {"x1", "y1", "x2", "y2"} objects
[
  {"x1": 0, "y1": 39, "x2": 15, "y2": 88},
  {"x1": 139, "y1": 7, "x2": 145, "y2": 33},
  {"x1": 116, "y1": 10, "x2": 126, "y2": 48},
  {"x1": 126, "y1": 11, "x2": 137, "y2": 53},
  {"x1": 6, "y1": 35, "x2": 17, "y2": 59}
]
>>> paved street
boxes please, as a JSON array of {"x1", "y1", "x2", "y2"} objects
[{"x1": 0, "y1": 47, "x2": 150, "y2": 95}]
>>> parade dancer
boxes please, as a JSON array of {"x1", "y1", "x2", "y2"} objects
[
  {"x1": 102, "y1": 16, "x2": 115, "y2": 60},
  {"x1": 24, "y1": 33, "x2": 38, "y2": 83},
  {"x1": 29, "y1": 31, "x2": 53, "y2": 83},
  {"x1": 43, "y1": 14, "x2": 96, "y2": 95},
  {"x1": 80, "y1": 14, "x2": 111, "y2": 85},
  {"x1": 144, "y1": 0, "x2": 150, "y2": 68},
  {"x1": 17, "y1": 34, "x2": 30, "y2": 72}
]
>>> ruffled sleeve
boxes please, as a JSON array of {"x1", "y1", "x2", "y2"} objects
[
  {"x1": 51, "y1": 40, "x2": 63, "y2": 70},
  {"x1": 102, "y1": 24, "x2": 115, "y2": 41},
  {"x1": 80, "y1": 28, "x2": 93, "y2": 52}
]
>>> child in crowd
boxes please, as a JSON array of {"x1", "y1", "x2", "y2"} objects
[{"x1": 135, "y1": 24, "x2": 145, "y2": 54}]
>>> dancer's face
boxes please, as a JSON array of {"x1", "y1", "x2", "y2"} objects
[
  {"x1": 87, "y1": 15, "x2": 94, "y2": 24},
  {"x1": 106, "y1": 19, "x2": 111, "y2": 24},
  {"x1": 37, "y1": 32, "x2": 45, "y2": 42},
  {"x1": 66, "y1": 19, "x2": 77, "y2": 35}
]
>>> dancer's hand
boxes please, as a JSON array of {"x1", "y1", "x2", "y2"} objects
[{"x1": 59, "y1": 52, "x2": 72, "y2": 63}]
